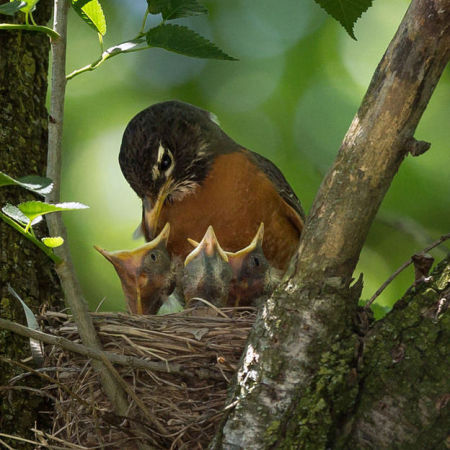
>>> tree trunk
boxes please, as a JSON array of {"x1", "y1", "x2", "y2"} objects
[
  {"x1": 0, "y1": 0, "x2": 63, "y2": 445},
  {"x1": 215, "y1": 0, "x2": 450, "y2": 447},
  {"x1": 344, "y1": 258, "x2": 450, "y2": 448}
]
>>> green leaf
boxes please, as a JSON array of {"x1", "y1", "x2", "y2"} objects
[
  {"x1": 146, "y1": 24, "x2": 236, "y2": 60},
  {"x1": 2, "y1": 203, "x2": 43, "y2": 226},
  {"x1": 7, "y1": 284, "x2": 44, "y2": 367},
  {"x1": 314, "y1": 0, "x2": 372, "y2": 39},
  {"x1": 19, "y1": 0, "x2": 39, "y2": 14},
  {"x1": 147, "y1": 0, "x2": 207, "y2": 21},
  {"x1": 0, "y1": 170, "x2": 53, "y2": 196},
  {"x1": 18, "y1": 200, "x2": 89, "y2": 222},
  {"x1": 71, "y1": 0, "x2": 106, "y2": 36},
  {"x1": 0, "y1": 0, "x2": 27, "y2": 16},
  {"x1": 42, "y1": 236, "x2": 64, "y2": 248},
  {"x1": 18, "y1": 175, "x2": 53, "y2": 195}
]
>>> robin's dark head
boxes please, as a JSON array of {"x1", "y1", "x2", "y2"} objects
[{"x1": 119, "y1": 101, "x2": 237, "y2": 237}]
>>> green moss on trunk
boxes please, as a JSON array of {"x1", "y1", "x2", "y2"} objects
[
  {"x1": 342, "y1": 258, "x2": 450, "y2": 449},
  {"x1": 0, "y1": 1, "x2": 64, "y2": 446}
]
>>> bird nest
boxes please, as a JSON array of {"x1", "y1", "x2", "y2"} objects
[{"x1": 40, "y1": 307, "x2": 256, "y2": 449}]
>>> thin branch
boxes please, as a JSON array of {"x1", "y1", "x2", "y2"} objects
[
  {"x1": 46, "y1": 0, "x2": 130, "y2": 418},
  {"x1": 0, "y1": 317, "x2": 223, "y2": 379},
  {"x1": 0, "y1": 433, "x2": 41, "y2": 447},
  {"x1": 66, "y1": 42, "x2": 149, "y2": 81},
  {"x1": 365, "y1": 232, "x2": 450, "y2": 308},
  {"x1": 0, "y1": 23, "x2": 60, "y2": 39}
]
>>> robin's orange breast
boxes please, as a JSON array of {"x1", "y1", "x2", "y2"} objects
[{"x1": 158, "y1": 151, "x2": 303, "y2": 270}]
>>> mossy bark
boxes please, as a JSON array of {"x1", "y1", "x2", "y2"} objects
[
  {"x1": 342, "y1": 258, "x2": 450, "y2": 449},
  {"x1": 0, "y1": 1, "x2": 63, "y2": 446},
  {"x1": 216, "y1": 0, "x2": 449, "y2": 447}
]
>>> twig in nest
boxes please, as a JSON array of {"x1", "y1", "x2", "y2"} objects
[
  {"x1": 190, "y1": 297, "x2": 230, "y2": 319},
  {"x1": 365, "y1": 232, "x2": 450, "y2": 308}
]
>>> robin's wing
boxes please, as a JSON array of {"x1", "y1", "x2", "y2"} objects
[{"x1": 246, "y1": 150, "x2": 306, "y2": 221}]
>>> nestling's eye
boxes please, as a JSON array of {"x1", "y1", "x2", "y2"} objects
[
  {"x1": 150, "y1": 252, "x2": 157, "y2": 261},
  {"x1": 159, "y1": 153, "x2": 172, "y2": 171},
  {"x1": 252, "y1": 256, "x2": 260, "y2": 267}
]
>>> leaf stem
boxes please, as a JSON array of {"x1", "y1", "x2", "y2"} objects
[
  {"x1": 139, "y1": 7, "x2": 149, "y2": 34},
  {"x1": 0, "y1": 23, "x2": 60, "y2": 40},
  {"x1": 66, "y1": 43, "x2": 150, "y2": 80},
  {"x1": 0, "y1": 212, "x2": 61, "y2": 263}
]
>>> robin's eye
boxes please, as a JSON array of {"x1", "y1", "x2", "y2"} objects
[{"x1": 160, "y1": 153, "x2": 172, "y2": 171}]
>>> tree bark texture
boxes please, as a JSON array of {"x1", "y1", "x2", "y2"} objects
[
  {"x1": 0, "y1": 0, "x2": 63, "y2": 444},
  {"x1": 216, "y1": 0, "x2": 450, "y2": 447},
  {"x1": 344, "y1": 258, "x2": 450, "y2": 448}
]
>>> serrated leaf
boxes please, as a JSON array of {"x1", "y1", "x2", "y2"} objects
[
  {"x1": 0, "y1": 0, "x2": 27, "y2": 16},
  {"x1": 18, "y1": 200, "x2": 89, "y2": 222},
  {"x1": 42, "y1": 236, "x2": 64, "y2": 248},
  {"x1": 314, "y1": 0, "x2": 372, "y2": 39},
  {"x1": 7, "y1": 284, "x2": 44, "y2": 367},
  {"x1": 0, "y1": 171, "x2": 53, "y2": 196},
  {"x1": 147, "y1": 0, "x2": 207, "y2": 20},
  {"x1": 71, "y1": 0, "x2": 106, "y2": 36},
  {"x1": 2, "y1": 203, "x2": 42, "y2": 226},
  {"x1": 146, "y1": 24, "x2": 236, "y2": 61}
]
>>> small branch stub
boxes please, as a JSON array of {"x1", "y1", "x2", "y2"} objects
[{"x1": 405, "y1": 137, "x2": 431, "y2": 156}]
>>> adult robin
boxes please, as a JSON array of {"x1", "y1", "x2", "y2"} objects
[
  {"x1": 119, "y1": 100, "x2": 305, "y2": 271},
  {"x1": 183, "y1": 225, "x2": 232, "y2": 307},
  {"x1": 94, "y1": 223, "x2": 176, "y2": 315}
]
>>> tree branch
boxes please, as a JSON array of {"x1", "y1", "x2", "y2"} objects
[
  {"x1": 0, "y1": 317, "x2": 224, "y2": 380},
  {"x1": 46, "y1": 0, "x2": 130, "y2": 419},
  {"x1": 216, "y1": 0, "x2": 450, "y2": 447}
]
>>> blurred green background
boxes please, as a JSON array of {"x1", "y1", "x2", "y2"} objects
[{"x1": 61, "y1": 0, "x2": 450, "y2": 317}]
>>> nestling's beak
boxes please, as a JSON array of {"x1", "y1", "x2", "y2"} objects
[
  {"x1": 94, "y1": 223, "x2": 171, "y2": 314},
  {"x1": 184, "y1": 225, "x2": 228, "y2": 266},
  {"x1": 144, "y1": 178, "x2": 172, "y2": 239},
  {"x1": 228, "y1": 223, "x2": 264, "y2": 274}
]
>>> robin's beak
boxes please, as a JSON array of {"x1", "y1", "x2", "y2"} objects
[
  {"x1": 228, "y1": 223, "x2": 264, "y2": 274},
  {"x1": 144, "y1": 178, "x2": 172, "y2": 239},
  {"x1": 94, "y1": 223, "x2": 171, "y2": 314},
  {"x1": 184, "y1": 225, "x2": 228, "y2": 266}
]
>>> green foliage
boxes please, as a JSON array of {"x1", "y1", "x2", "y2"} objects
[
  {"x1": 71, "y1": 0, "x2": 106, "y2": 36},
  {"x1": 0, "y1": 171, "x2": 53, "y2": 196},
  {"x1": 147, "y1": 0, "x2": 208, "y2": 20},
  {"x1": 2, "y1": 203, "x2": 42, "y2": 226},
  {"x1": 19, "y1": 0, "x2": 39, "y2": 15},
  {"x1": 0, "y1": 171, "x2": 88, "y2": 263},
  {"x1": 66, "y1": 0, "x2": 236, "y2": 79},
  {"x1": 17, "y1": 200, "x2": 89, "y2": 224},
  {"x1": 314, "y1": 0, "x2": 373, "y2": 39},
  {"x1": 0, "y1": 1, "x2": 26, "y2": 16},
  {"x1": 42, "y1": 237, "x2": 64, "y2": 248},
  {"x1": 146, "y1": 24, "x2": 237, "y2": 61}
]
